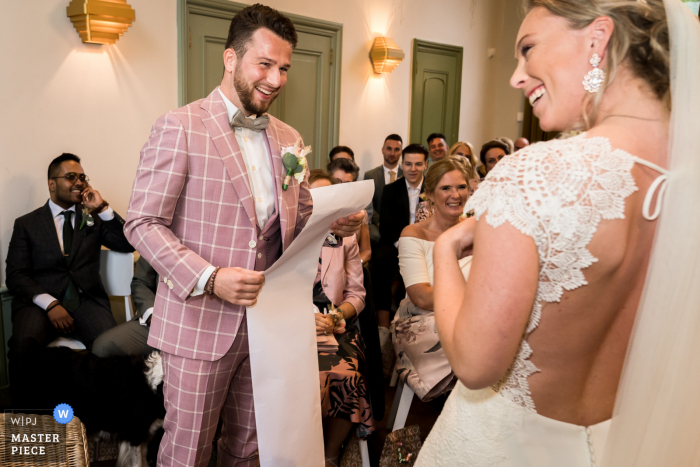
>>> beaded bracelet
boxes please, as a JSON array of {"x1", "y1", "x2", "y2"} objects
[{"x1": 206, "y1": 267, "x2": 221, "y2": 295}]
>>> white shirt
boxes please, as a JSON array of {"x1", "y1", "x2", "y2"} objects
[
  {"x1": 407, "y1": 179, "x2": 423, "y2": 225},
  {"x1": 383, "y1": 165, "x2": 399, "y2": 185},
  {"x1": 393, "y1": 178, "x2": 423, "y2": 248},
  {"x1": 192, "y1": 90, "x2": 277, "y2": 296},
  {"x1": 33, "y1": 199, "x2": 115, "y2": 310}
]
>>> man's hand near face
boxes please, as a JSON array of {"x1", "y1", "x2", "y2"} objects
[{"x1": 81, "y1": 183, "x2": 108, "y2": 213}]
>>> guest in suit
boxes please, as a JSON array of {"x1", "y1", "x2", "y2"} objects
[
  {"x1": 327, "y1": 159, "x2": 371, "y2": 264},
  {"x1": 373, "y1": 144, "x2": 427, "y2": 371},
  {"x1": 91, "y1": 255, "x2": 158, "y2": 358},
  {"x1": 308, "y1": 173, "x2": 372, "y2": 467},
  {"x1": 5, "y1": 152, "x2": 134, "y2": 405},
  {"x1": 125, "y1": 6, "x2": 364, "y2": 467},
  {"x1": 426, "y1": 133, "x2": 448, "y2": 169},
  {"x1": 363, "y1": 134, "x2": 403, "y2": 245},
  {"x1": 328, "y1": 145, "x2": 355, "y2": 163}
]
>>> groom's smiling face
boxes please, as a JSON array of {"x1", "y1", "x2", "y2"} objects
[{"x1": 232, "y1": 28, "x2": 293, "y2": 116}]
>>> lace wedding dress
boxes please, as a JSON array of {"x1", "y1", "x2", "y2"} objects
[{"x1": 415, "y1": 134, "x2": 667, "y2": 467}]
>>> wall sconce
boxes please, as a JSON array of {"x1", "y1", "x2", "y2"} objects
[
  {"x1": 370, "y1": 37, "x2": 405, "y2": 74},
  {"x1": 67, "y1": 0, "x2": 135, "y2": 45}
]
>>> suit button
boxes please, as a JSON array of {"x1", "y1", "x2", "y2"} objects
[
  {"x1": 259, "y1": 235, "x2": 264, "y2": 241},
  {"x1": 167, "y1": 280, "x2": 174, "y2": 290},
  {"x1": 249, "y1": 240, "x2": 256, "y2": 249},
  {"x1": 163, "y1": 277, "x2": 168, "y2": 283},
  {"x1": 257, "y1": 253, "x2": 262, "y2": 259}
]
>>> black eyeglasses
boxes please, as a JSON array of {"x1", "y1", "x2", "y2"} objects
[{"x1": 51, "y1": 173, "x2": 89, "y2": 183}]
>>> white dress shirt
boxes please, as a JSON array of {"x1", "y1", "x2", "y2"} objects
[
  {"x1": 393, "y1": 179, "x2": 423, "y2": 248},
  {"x1": 191, "y1": 89, "x2": 277, "y2": 296},
  {"x1": 33, "y1": 199, "x2": 115, "y2": 310},
  {"x1": 407, "y1": 179, "x2": 423, "y2": 225},
  {"x1": 383, "y1": 165, "x2": 399, "y2": 185}
]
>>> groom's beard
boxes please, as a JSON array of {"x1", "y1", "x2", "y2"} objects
[{"x1": 234, "y1": 64, "x2": 280, "y2": 116}]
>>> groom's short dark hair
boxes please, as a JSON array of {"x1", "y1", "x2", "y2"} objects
[
  {"x1": 225, "y1": 4, "x2": 298, "y2": 59},
  {"x1": 48, "y1": 153, "x2": 81, "y2": 179}
]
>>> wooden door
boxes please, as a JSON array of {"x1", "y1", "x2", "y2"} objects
[
  {"x1": 180, "y1": 0, "x2": 341, "y2": 169},
  {"x1": 410, "y1": 40, "x2": 463, "y2": 146}
]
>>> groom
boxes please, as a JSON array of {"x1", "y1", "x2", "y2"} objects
[{"x1": 125, "y1": 5, "x2": 363, "y2": 466}]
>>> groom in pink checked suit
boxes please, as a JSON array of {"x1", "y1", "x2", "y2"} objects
[{"x1": 125, "y1": 5, "x2": 363, "y2": 467}]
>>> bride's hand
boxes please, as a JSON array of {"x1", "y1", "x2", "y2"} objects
[{"x1": 437, "y1": 217, "x2": 476, "y2": 259}]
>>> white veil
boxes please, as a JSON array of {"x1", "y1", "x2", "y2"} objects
[{"x1": 602, "y1": 1, "x2": 700, "y2": 465}]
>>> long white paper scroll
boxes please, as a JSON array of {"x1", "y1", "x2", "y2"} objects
[{"x1": 247, "y1": 180, "x2": 374, "y2": 467}]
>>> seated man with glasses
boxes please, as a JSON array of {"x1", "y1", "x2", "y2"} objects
[{"x1": 5, "y1": 152, "x2": 134, "y2": 406}]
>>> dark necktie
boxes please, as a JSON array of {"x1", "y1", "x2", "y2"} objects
[{"x1": 61, "y1": 211, "x2": 80, "y2": 312}]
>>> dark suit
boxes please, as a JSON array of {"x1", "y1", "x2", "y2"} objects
[
  {"x1": 92, "y1": 256, "x2": 158, "y2": 358},
  {"x1": 363, "y1": 165, "x2": 403, "y2": 244},
  {"x1": 373, "y1": 177, "x2": 424, "y2": 312},
  {"x1": 6, "y1": 200, "x2": 134, "y2": 404}
]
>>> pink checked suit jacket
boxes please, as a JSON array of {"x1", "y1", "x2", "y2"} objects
[
  {"x1": 125, "y1": 87, "x2": 313, "y2": 361},
  {"x1": 318, "y1": 236, "x2": 366, "y2": 315}
]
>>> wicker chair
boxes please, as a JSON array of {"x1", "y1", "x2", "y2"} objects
[{"x1": 1, "y1": 413, "x2": 88, "y2": 467}]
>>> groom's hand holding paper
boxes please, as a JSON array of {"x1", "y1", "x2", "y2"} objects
[
  {"x1": 330, "y1": 210, "x2": 366, "y2": 237},
  {"x1": 213, "y1": 267, "x2": 266, "y2": 307}
]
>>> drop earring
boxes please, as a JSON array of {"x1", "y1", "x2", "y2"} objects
[{"x1": 583, "y1": 53, "x2": 605, "y2": 93}]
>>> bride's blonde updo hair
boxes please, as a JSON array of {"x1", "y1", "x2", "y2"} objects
[{"x1": 525, "y1": 0, "x2": 670, "y2": 127}]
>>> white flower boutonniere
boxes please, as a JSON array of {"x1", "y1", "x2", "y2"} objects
[
  {"x1": 281, "y1": 136, "x2": 311, "y2": 191},
  {"x1": 79, "y1": 207, "x2": 94, "y2": 230}
]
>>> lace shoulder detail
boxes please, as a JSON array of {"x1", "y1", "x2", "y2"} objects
[{"x1": 465, "y1": 134, "x2": 638, "y2": 410}]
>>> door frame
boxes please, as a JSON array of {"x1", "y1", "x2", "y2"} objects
[
  {"x1": 177, "y1": 0, "x2": 343, "y2": 147},
  {"x1": 409, "y1": 39, "x2": 463, "y2": 145}
]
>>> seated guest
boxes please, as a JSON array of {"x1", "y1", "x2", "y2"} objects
[
  {"x1": 416, "y1": 151, "x2": 479, "y2": 223},
  {"x1": 92, "y1": 255, "x2": 158, "y2": 357},
  {"x1": 327, "y1": 159, "x2": 371, "y2": 264},
  {"x1": 328, "y1": 145, "x2": 355, "y2": 163},
  {"x1": 497, "y1": 136, "x2": 515, "y2": 155},
  {"x1": 426, "y1": 133, "x2": 448, "y2": 169},
  {"x1": 391, "y1": 157, "x2": 472, "y2": 401},
  {"x1": 514, "y1": 137, "x2": 530, "y2": 151},
  {"x1": 373, "y1": 144, "x2": 427, "y2": 368},
  {"x1": 363, "y1": 134, "x2": 403, "y2": 245},
  {"x1": 309, "y1": 174, "x2": 373, "y2": 467},
  {"x1": 478, "y1": 139, "x2": 511, "y2": 177},
  {"x1": 6, "y1": 153, "x2": 134, "y2": 404}
]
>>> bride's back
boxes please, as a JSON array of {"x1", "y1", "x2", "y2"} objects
[{"x1": 528, "y1": 119, "x2": 668, "y2": 426}]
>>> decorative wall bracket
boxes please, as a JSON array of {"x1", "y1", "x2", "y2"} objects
[
  {"x1": 370, "y1": 37, "x2": 405, "y2": 74},
  {"x1": 67, "y1": 0, "x2": 135, "y2": 45}
]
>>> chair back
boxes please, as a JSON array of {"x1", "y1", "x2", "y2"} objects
[
  {"x1": 99, "y1": 250, "x2": 134, "y2": 296},
  {"x1": 358, "y1": 266, "x2": 385, "y2": 421}
]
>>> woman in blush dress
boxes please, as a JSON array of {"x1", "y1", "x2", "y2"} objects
[
  {"x1": 391, "y1": 157, "x2": 472, "y2": 401},
  {"x1": 417, "y1": 1, "x2": 700, "y2": 466}
]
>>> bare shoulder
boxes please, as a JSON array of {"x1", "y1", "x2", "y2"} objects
[{"x1": 400, "y1": 222, "x2": 429, "y2": 241}]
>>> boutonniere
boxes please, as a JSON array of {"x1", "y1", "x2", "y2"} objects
[
  {"x1": 79, "y1": 207, "x2": 94, "y2": 230},
  {"x1": 419, "y1": 193, "x2": 427, "y2": 201},
  {"x1": 281, "y1": 137, "x2": 311, "y2": 191}
]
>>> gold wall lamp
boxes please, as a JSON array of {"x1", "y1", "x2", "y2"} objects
[
  {"x1": 67, "y1": 0, "x2": 135, "y2": 45},
  {"x1": 370, "y1": 37, "x2": 405, "y2": 74}
]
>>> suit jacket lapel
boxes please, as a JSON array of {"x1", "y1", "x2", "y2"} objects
[
  {"x1": 263, "y1": 121, "x2": 292, "y2": 249},
  {"x1": 320, "y1": 246, "x2": 333, "y2": 283},
  {"x1": 200, "y1": 88, "x2": 258, "y2": 229},
  {"x1": 40, "y1": 202, "x2": 64, "y2": 262}
]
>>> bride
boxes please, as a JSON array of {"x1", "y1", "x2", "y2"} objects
[{"x1": 417, "y1": 0, "x2": 700, "y2": 466}]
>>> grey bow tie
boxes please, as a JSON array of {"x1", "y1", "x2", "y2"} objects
[{"x1": 230, "y1": 110, "x2": 269, "y2": 132}]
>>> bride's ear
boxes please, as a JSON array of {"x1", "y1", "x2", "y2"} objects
[{"x1": 589, "y1": 16, "x2": 615, "y2": 63}]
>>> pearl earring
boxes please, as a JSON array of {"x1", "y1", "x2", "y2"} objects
[{"x1": 583, "y1": 53, "x2": 605, "y2": 93}]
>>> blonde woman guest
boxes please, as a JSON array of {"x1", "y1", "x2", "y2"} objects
[
  {"x1": 391, "y1": 158, "x2": 472, "y2": 401},
  {"x1": 417, "y1": 0, "x2": 695, "y2": 465},
  {"x1": 448, "y1": 142, "x2": 480, "y2": 196},
  {"x1": 415, "y1": 155, "x2": 478, "y2": 223},
  {"x1": 309, "y1": 170, "x2": 373, "y2": 467}
]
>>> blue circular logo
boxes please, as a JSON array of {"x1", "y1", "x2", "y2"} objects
[{"x1": 53, "y1": 403, "x2": 74, "y2": 424}]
